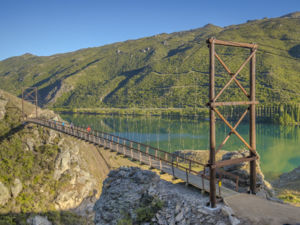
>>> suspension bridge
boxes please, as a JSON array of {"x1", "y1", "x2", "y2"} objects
[
  {"x1": 20, "y1": 38, "x2": 300, "y2": 223},
  {"x1": 22, "y1": 38, "x2": 260, "y2": 208},
  {"x1": 27, "y1": 117, "x2": 238, "y2": 199}
]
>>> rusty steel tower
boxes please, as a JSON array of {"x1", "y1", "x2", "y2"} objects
[{"x1": 207, "y1": 38, "x2": 258, "y2": 208}]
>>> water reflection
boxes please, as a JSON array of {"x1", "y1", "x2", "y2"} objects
[{"x1": 61, "y1": 114, "x2": 300, "y2": 180}]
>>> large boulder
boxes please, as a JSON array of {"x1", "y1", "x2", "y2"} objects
[
  {"x1": 94, "y1": 167, "x2": 250, "y2": 225},
  {"x1": 219, "y1": 150, "x2": 274, "y2": 197},
  {"x1": 27, "y1": 215, "x2": 52, "y2": 225}
]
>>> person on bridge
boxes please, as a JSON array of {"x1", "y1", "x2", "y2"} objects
[{"x1": 87, "y1": 126, "x2": 91, "y2": 133}]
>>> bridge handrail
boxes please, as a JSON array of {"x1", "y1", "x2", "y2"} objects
[
  {"x1": 36, "y1": 118, "x2": 205, "y2": 165},
  {"x1": 27, "y1": 117, "x2": 240, "y2": 191}
]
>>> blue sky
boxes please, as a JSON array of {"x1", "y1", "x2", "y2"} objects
[{"x1": 0, "y1": 0, "x2": 299, "y2": 60}]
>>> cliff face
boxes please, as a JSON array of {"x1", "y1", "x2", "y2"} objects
[
  {"x1": 94, "y1": 167, "x2": 251, "y2": 225},
  {"x1": 0, "y1": 89, "x2": 104, "y2": 216},
  {"x1": 0, "y1": 89, "x2": 145, "y2": 224}
]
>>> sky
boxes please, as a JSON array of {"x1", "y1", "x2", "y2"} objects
[{"x1": 0, "y1": 0, "x2": 299, "y2": 60}]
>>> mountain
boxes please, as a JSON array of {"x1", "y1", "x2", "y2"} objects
[{"x1": 1, "y1": 12, "x2": 300, "y2": 109}]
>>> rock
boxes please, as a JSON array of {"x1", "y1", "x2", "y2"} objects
[
  {"x1": 175, "y1": 210, "x2": 184, "y2": 222},
  {"x1": 54, "y1": 179, "x2": 94, "y2": 210},
  {"x1": 11, "y1": 178, "x2": 22, "y2": 198},
  {"x1": 0, "y1": 181, "x2": 10, "y2": 206},
  {"x1": 219, "y1": 150, "x2": 274, "y2": 197},
  {"x1": 229, "y1": 216, "x2": 240, "y2": 225},
  {"x1": 25, "y1": 137, "x2": 36, "y2": 151},
  {"x1": 0, "y1": 98, "x2": 7, "y2": 120},
  {"x1": 0, "y1": 90, "x2": 102, "y2": 220},
  {"x1": 216, "y1": 221, "x2": 227, "y2": 225},
  {"x1": 93, "y1": 167, "x2": 242, "y2": 225},
  {"x1": 53, "y1": 149, "x2": 71, "y2": 180},
  {"x1": 221, "y1": 205, "x2": 234, "y2": 217},
  {"x1": 175, "y1": 203, "x2": 181, "y2": 214},
  {"x1": 256, "y1": 190, "x2": 267, "y2": 198},
  {"x1": 273, "y1": 165, "x2": 300, "y2": 189},
  {"x1": 26, "y1": 215, "x2": 52, "y2": 225}
]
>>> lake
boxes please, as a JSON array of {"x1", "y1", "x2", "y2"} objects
[{"x1": 61, "y1": 114, "x2": 300, "y2": 181}]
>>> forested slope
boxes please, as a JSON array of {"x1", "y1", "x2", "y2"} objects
[{"x1": 1, "y1": 13, "x2": 300, "y2": 109}]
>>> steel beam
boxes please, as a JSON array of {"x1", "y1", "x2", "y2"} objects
[
  {"x1": 250, "y1": 47, "x2": 257, "y2": 194},
  {"x1": 215, "y1": 156, "x2": 257, "y2": 168},
  {"x1": 208, "y1": 101, "x2": 259, "y2": 107},
  {"x1": 207, "y1": 38, "x2": 258, "y2": 49},
  {"x1": 209, "y1": 38, "x2": 217, "y2": 208},
  {"x1": 207, "y1": 38, "x2": 258, "y2": 202}
]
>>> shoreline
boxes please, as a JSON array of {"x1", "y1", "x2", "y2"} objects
[{"x1": 51, "y1": 107, "x2": 300, "y2": 125}]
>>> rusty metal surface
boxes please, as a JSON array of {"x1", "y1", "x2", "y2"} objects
[
  {"x1": 209, "y1": 38, "x2": 217, "y2": 208},
  {"x1": 250, "y1": 47, "x2": 257, "y2": 194},
  {"x1": 207, "y1": 38, "x2": 258, "y2": 49},
  {"x1": 215, "y1": 156, "x2": 257, "y2": 168},
  {"x1": 207, "y1": 37, "x2": 258, "y2": 207}
]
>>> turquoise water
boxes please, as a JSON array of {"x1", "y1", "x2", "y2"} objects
[{"x1": 61, "y1": 114, "x2": 300, "y2": 180}]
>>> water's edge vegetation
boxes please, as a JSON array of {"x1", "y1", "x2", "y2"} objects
[{"x1": 52, "y1": 103, "x2": 300, "y2": 125}]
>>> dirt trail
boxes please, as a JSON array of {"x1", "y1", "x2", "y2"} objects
[{"x1": 224, "y1": 193, "x2": 300, "y2": 225}]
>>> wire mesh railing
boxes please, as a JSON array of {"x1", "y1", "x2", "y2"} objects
[{"x1": 27, "y1": 117, "x2": 240, "y2": 194}]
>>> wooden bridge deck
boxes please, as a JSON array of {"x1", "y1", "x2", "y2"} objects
[{"x1": 27, "y1": 118, "x2": 238, "y2": 199}]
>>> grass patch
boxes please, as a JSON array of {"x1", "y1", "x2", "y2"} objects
[{"x1": 277, "y1": 190, "x2": 300, "y2": 207}]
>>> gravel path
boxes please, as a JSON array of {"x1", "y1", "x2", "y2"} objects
[{"x1": 224, "y1": 193, "x2": 300, "y2": 225}]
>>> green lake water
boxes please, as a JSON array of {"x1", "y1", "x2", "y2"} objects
[{"x1": 61, "y1": 114, "x2": 300, "y2": 181}]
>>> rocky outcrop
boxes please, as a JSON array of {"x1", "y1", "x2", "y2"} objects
[
  {"x1": 0, "y1": 181, "x2": 10, "y2": 206},
  {"x1": 273, "y1": 165, "x2": 300, "y2": 190},
  {"x1": 175, "y1": 149, "x2": 275, "y2": 199},
  {"x1": 27, "y1": 215, "x2": 52, "y2": 225},
  {"x1": 0, "y1": 89, "x2": 107, "y2": 218},
  {"x1": 11, "y1": 178, "x2": 23, "y2": 198},
  {"x1": 219, "y1": 150, "x2": 275, "y2": 198},
  {"x1": 94, "y1": 167, "x2": 251, "y2": 225},
  {"x1": 272, "y1": 165, "x2": 300, "y2": 206}
]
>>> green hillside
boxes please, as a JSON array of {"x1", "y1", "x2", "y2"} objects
[{"x1": 1, "y1": 12, "x2": 300, "y2": 109}]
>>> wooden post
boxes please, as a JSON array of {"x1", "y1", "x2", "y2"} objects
[
  {"x1": 149, "y1": 155, "x2": 152, "y2": 168},
  {"x1": 209, "y1": 38, "x2": 217, "y2": 208},
  {"x1": 139, "y1": 151, "x2": 142, "y2": 163},
  {"x1": 186, "y1": 169, "x2": 189, "y2": 186},
  {"x1": 35, "y1": 87, "x2": 38, "y2": 118},
  {"x1": 146, "y1": 147, "x2": 152, "y2": 168},
  {"x1": 250, "y1": 47, "x2": 257, "y2": 194},
  {"x1": 130, "y1": 142, "x2": 133, "y2": 160},
  {"x1": 172, "y1": 155, "x2": 175, "y2": 179},
  {"x1": 123, "y1": 140, "x2": 126, "y2": 155},
  {"x1": 117, "y1": 137, "x2": 120, "y2": 152}
]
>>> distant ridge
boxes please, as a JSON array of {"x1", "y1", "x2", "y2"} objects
[
  {"x1": 1, "y1": 12, "x2": 300, "y2": 109},
  {"x1": 281, "y1": 11, "x2": 300, "y2": 18}
]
